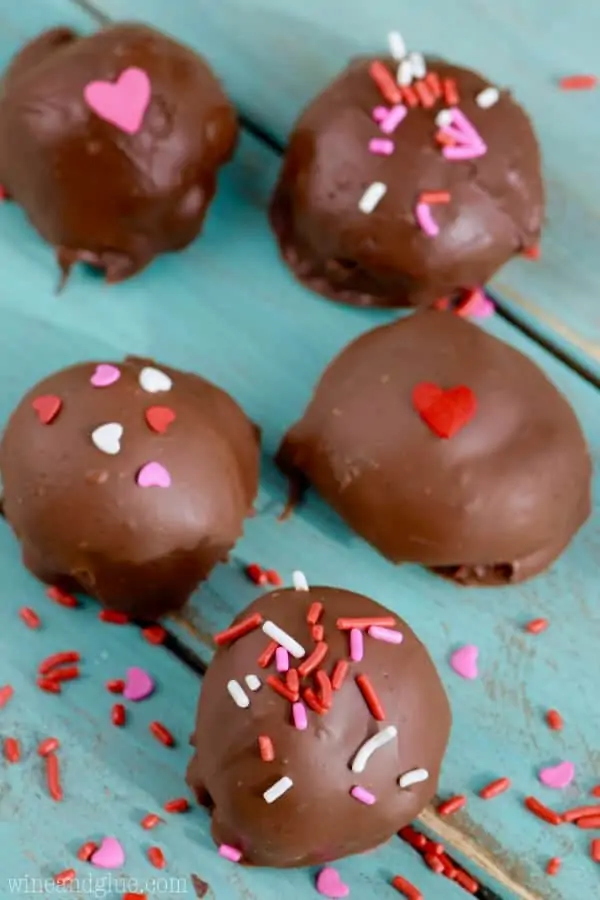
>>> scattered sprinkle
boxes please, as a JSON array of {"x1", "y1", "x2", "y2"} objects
[
  {"x1": 351, "y1": 785, "x2": 376, "y2": 805},
  {"x1": 54, "y1": 869, "x2": 76, "y2": 886},
  {"x1": 307, "y1": 602, "x2": 323, "y2": 625},
  {"x1": 401, "y1": 85, "x2": 419, "y2": 108},
  {"x1": 476, "y1": 86, "x2": 500, "y2": 108},
  {"x1": 316, "y1": 670, "x2": 333, "y2": 710},
  {"x1": 316, "y1": 867, "x2": 350, "y2": 899},
  {"x1": 292, "y1": 570, "x2": 309, "y2": 591},
  {"x1": 139, "y1": 366, "x2": 173, "y2": 394},
  {"x1": 523, "y1": 243, "x2": 541, "y2": 260},
  {"x1": 91, "y1": 363, "x2": 121, "y2": 388},
  {"x1": 91, "y1": 837, "x2": 126, "y2": 869},
  {"x1": 292, "y1": 701, "x2": 308, "y2": 731},
  {"x1": 443, "y1": 77, "x2": 459, "y2": 106},
  {"x1": 99, "y1": 610, "x2": 129, "y2": 624},
  {"x1": 77, "y1": 841, "x2": 98, "y2": 861},
  {"x1": 391, "y1": 874, "x2": 423, "y2": 899},
  {"x1": 46, "y1": 586, "x2": 78, "y2": 608},
  {"x1": 591, "y1": 839, "x2": 600, "y2": 862},
  {"x1": 276, "y1": 646, "x2": 290, "y2": 672},
  {"x1": 145, "y1": 405, "x2": 176, "y2": 434},
  {"x1": 524, "y1": 796, "x2": 563, "y2": 826},
  {"x1": 546, "y1": 709, "x2": 564, "y2": 731},
  {"x1": 227, "y1": 679, "x2": 250, "y2": 709},
  {"x1": 450, "y1": 644, "x2": 479, "y2": 680},
  {"x1": 414, "y1": 80, "x2": 435, "y2": 108},
  {"x1": 304, "y1": 687, "x2": 326, "y2": 714},
  {"x1": 425, "y1": 71, "x2": 442, "y2": 99},
  {"x1": 46, "y1": 753, "x2": 63, "y2": 801},
  {"x1": 456, "y1": 287, "x2": 495, "y2": 320},
  {"x1": 149, "y1": 721, "x2": 175, "y2": 747},
  {"x1": 141, "y1": 813, "x2": 162, "y2": 830},
  {"x1": 387, "y1": 31, "x2": 406, "y2": 61},
  {"x1": 546, "y1": 857, "x2": 561, "y2": 876},
  {"x1": 286, "y1": 668, "x2": 300, "y2": 695},
  {"x1": 38, "y1": 737, "x2": 60, "y2": 757},
  {"x1": 32, "y1": 395, "x2": 62, "y2": 425},
  {"x1": 264, "y1": 775, "x2": 294, "y2": 804},
  {"x1": 437, "y1": 795, "x2": 467, "y2": 816},
  {"x1": 592, "y1": 785, "x2": 600, "y2": 798},
  {"x1": 351, "y1": 725, "x2": 397, "y2": 773},
  {"x1": 577, "y1": 815, "x2": 600, "y2": 829},
  {"x1": 266, "y1": 569, "x2": 283, "y2": 586},
  {"x1": 19, "y1": 607, "x2": 41, "y2": 629},
  {"x1": 525, "y1": 617, "x2": 549, "y2": 634},
  {"x1": 338, "y1": 616, "x2": 395, "y2": 630},
  {"x1": 368, "y1": 625, "x2": 403, "y2": 644},
  {"x1": 397, "y1": 59, "x2": 413, "y2": 87},
  {"x1": 359, "y1": 182, "x2": 387, "y2": 214},
  {"x1": 142, "y1": 625, "x2": 167, "y2": 645},
  {"x1": 91, "y1": 422, "x2": 123, "y2": 456},
  {"x1": 39, "y1": 651, "x2": 80, "y2": 676},
  {"x1": 0, "y1": 685, "x2": 14, "y2": 709},
  {"x1": 164, "y1": 797, "x2": 189, "y2": 813},
  {"x1": 214, "y1": 613, "x2": 263, "y2": 646},
  {"x1": 106, "y1": 679, "x2": 125, "y2": 694},
  {"x1": 562, "y1": 804, "x2": 600, "y2": 823},
  {"x1": 539, "y1": 761, "x2": 575, "y2": 789},
  {"x1": 4, "y1": 737, "x2": 20, "y2": 763},
  {"x1": 262, "y1": 621, "x2": 305, "y2": 658},
  {"x1": 479, "y1": 777, "x2": 511, "y2": 799},
  {"x1": 267, "y1": 675, "x2": 298, "y2": 703},
  {"x1": 219, "y1": 844, "x2": 242, "y2": 863},
  {"x1": 137, "y1": 461, "x2": 171, "y2": 489},
  {"x1": 408, "y1": 52, "x2": 426, "y2": 80},
  {"x1": 37, "y1": 676, "x2": 62, "y2": 694},
  {"x1": 370, "y1": 60, "x2": 403, "y2": 104},
  {"x1": 378, "y1": 104, "x2": 407, "y2": 134},
  {"x1": 245, "y1": 563, "x2": 267, "y2": 585},
  {"x1": 123, "y1": 666, "x2": 155, "y2": 702},
  {"x1": 331, "y1": 660, "x2": 349, "y2": 691},
  {"x1": 350, "y1": 628, "x2": 364, "y2": 662},
  {"x1": 258, "y1": 735, "x2": 275, "y2": 762},
  {"x1": 245, "y1": 674, "x2": 261, "y2": 691},
  {"x1": 356, "y1": 673, "x2": 386, "y2": 720},
  {"x1": 559, "y1": 74, "x2": 597, "y2": 91},
  {"x1": 398, "y1": 768, "x2": 429, "y2": 789},
  {"x1": 435, "y1": 109, "x2": 453, "y2": 128},
  {"x1": 369, "y1": 137, "x2": 395, "y2": 156},
  {"x1": 111, "y1": 703, "x2": 126, "y2": 727},
  {"x1": 258, "y1": 640, "x2": 278, "y2": 668},
  {"x1": 147, "y1": 846, "x2": 166, "y2": 869},
  {"x1": 312, "y1": 624, "x2": 324, "y2": 642}
]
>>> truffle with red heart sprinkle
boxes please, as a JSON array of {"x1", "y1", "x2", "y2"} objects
[{"x1": 277, "y1": 311, "x2": 591, "y2": 585}]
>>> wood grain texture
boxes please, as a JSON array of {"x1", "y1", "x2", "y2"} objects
[
  {"x1": 92, "y1": 0, "x2": 600, "y2": 378},
  {"x1": 0, "y1": 3, "x2": 597, "y2": 897}
]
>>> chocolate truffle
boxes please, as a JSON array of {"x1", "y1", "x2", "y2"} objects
[
  {"x1": 270, "y1": 51, "x2": 543, "y2": 308},
  {"x1": 188, "y1": 583, "x2": 451, "y2": 866},
  {"x1": 0, "y1": 357, "x2": 259, "y2": 618},
  {"x1": 277, "y1": 312, "x2": 591, "y2": 585},
  {"x1": 0, "y1": 23, "x2": 238, "y2": 284}
]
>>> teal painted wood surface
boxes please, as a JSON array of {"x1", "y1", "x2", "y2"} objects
[
  {"x1": 0, "y1": 4, "x2": 598, "y2": 899},
  {"x1": 93, "y1": 0, "x2": 600, "y2": 379}
]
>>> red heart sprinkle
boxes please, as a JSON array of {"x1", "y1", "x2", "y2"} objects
[
  {"x1": 412, "y1": 382, "x2": 477, "y2": 439},
  {"x1": 145, "y1": 406, "x2": 176, "y2": 434},
  {"x1": 32, "y1": 395, "x2": 62, "y2": 425}
]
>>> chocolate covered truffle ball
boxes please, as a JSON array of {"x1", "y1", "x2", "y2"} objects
[
  {"x1": 277, "y1": 312, "x2": 591, "y2": 585},
  {"x1": 0, "y1": 23, "x2": 238, "y2": 284},
  {"x1": 188, "y1": 583, "x2": 451, "y2": 867},
  {"x1": 270, "y1": 50, "x2": 543, "y2": 308},
  {"x1": 0, "y1": 357, "x2": 259, "y2": 618}
]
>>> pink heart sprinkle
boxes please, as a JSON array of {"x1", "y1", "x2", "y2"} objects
[
  {"x1": 450, "y1": 644, "x2": 479, "y2": 680},
  {"x1": 84, "y1": 67, "x2": 151, "y2": 135},
  {"x1": 91, "y1": 837, "x2": 125, "y2": 869},
  {"x1": 539, "y1": 761, "x2": 575, "y2": 790},
  {"x1": 458, "y1": 289, "x2": 495, "y2": 320},
  {"x1": 123, "y1": 666, "x2": 155, "y2": 702},
  {"x1": 91, "y1": 364, "x2": 121, "y2": 388},
  {"x1": 137, "y1": 461, "x2": 171, "y2": 488},
  {"x1": 316, "y1": 867, "x2": 350, "y2": 899}
]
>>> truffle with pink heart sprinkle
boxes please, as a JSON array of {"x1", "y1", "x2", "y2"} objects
[
  {"x1": 0, "y1": 22, "x2": 238, "y2": 285},
  {"x1": 0, "y1": 356, "x2": 260, "y2": 621}
]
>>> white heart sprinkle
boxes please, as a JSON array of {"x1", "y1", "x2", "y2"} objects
[
  {"x1": 139, "y1": 366, "x2": 173, "y2": 394},
  {"x1": 91, "y1": 422, "x2": 123, "y2": 456}
]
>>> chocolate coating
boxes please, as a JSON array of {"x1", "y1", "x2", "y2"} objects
[
  {"x1": 277, "y1": 312, "x2": 591, "y2": 585},
  {"x1": 270, "y1": 56, "x2": 543, "y2": 308},
  {"x1": 0, "y1": 358, "x2": 259, "y2": 618},
  {"x1": 0, "y1": 23, "x2": 237, "y2": 284},
  {"x1": 188, "y1": 586, "x2": 451, "y2": 867}
]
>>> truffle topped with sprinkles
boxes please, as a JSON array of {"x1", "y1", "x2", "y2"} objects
[
  {"x1": 270, "y1": 32, "x2": 544, "y2": 308},
  {"x1": 187, "y1": 581, "x2": 451, "y2": 867},
  {"x1": 0, "y1": 357, "x2": 260, "y2": 618}
]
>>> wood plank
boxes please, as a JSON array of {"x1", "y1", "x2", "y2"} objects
[
  {"x1": 0, "y1": 4, "x2": 596, "y2": 897},
  {"x1": 90, "y1": 0, "x2": 600, "y2": 378}
]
